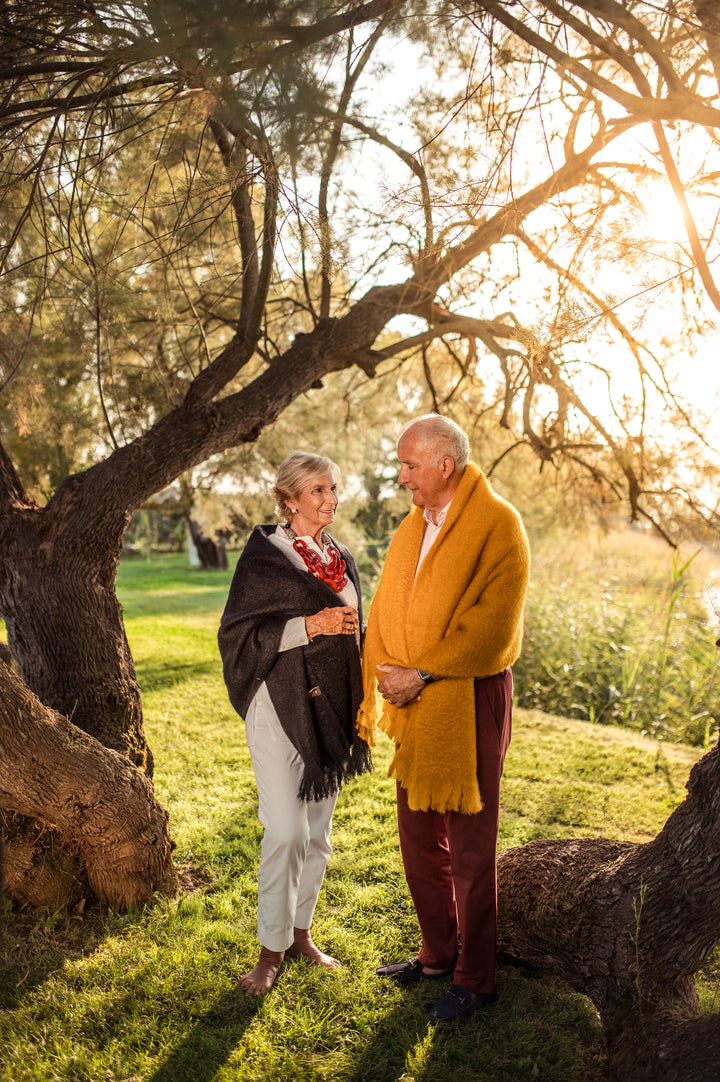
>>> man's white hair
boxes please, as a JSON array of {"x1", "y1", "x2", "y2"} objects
[{"x1": 400, "y1": 414, "x2": 470, "y2": 470}]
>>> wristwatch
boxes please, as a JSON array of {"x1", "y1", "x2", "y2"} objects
[{"x1": 416, "y1": 669, "x2": 435, "y2": 684}]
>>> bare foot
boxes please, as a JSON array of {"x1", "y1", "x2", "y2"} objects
[
  {"x1": 239, "y1": 946, "x2": 284, "y2": 995},
  {"x1": 286, "y1": 927, "x2": 342, "y2": 968}
]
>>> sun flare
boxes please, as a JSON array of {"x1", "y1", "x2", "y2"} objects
[{"x1": 640, "y1": 186, "x2": 688, "y2": 246}]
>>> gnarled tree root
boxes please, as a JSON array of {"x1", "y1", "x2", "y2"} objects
[
  {"x1": 497, "y1": 745, "x2": 720, "y2": 1082},
  {"x1": 0, "y1": 663, "x2": 178, "y2": 912}
]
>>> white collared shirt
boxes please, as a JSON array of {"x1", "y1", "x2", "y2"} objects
[
  {"x1": 269, "y1": 525, "x2": 358, "y2": 648},
  {"x1": 416, "y1": 500, "x2": 453, "y2": 575}
]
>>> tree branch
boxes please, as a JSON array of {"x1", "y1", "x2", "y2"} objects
[
  {"x1": 478, "y1": 0, "x2": 720, "y2": 129},
  {"x1": 318, "y1": 19, "x2": 391, "y2": 318},
  {"x1": 651, "y1": 119, "x2": 720, "y2": 312},
  {"x1": 694, "y1": 0, "x2": 720, "y2": 94}
]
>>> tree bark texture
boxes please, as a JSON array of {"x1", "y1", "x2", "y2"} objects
[
  {"x1": 497, "y1": 744, "x2": 720, "y2": 1081},
  {"x1": 0, "y1": 457, "x2": 149, "y2": 772},
  {"x1": 0, "y1": 662, "x2": 177, "y2": 912},
  {"x1": 0, "y1": 810, "x2": 89, "y2": 909}
]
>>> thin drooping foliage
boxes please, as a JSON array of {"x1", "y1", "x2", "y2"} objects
[{"x1": 2, "y1": 1, "x2": 720, "y2": 536}]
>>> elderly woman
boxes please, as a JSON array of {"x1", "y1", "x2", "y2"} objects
[{"x1": 218, "y1": 451, "x2": 372, "y2": 995}]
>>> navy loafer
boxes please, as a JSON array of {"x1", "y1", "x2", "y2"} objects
[
  {"x1": 429, "y1": 984, "x2": 498, "y2": 1021},
  {"x1": 375, "y1": 957, "x2": 454, "y2": 984}
]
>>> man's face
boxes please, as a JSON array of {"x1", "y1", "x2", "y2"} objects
[{"x1": 397, "y1": 432, "x2": 450, "y2": 512}]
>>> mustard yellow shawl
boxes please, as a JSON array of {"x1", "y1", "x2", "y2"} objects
[{"x1": 357, "y1": 463, "x2": 530, "y2": 813}]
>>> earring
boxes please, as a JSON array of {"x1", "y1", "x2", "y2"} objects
[{"x1": 290, "y1": 508, "x2": 298, "y2": 514}]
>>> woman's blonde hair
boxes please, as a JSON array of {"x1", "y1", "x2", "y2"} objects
[{"x1": 271, "y1": 451, "x2": 341, "y2": 521}]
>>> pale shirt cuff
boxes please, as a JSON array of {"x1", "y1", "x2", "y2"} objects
[
  {"x1": 246, "y1": 617, "x2": 308, "y2": 724},
  {"x1": 278, "y1": 615, "x2": 309, "y2": 651}
]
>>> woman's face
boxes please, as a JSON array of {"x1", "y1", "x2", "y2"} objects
[{"x1": 290, "y1": 473, "x2": 339, "y2": 542}]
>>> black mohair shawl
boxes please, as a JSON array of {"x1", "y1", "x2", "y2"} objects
[{"x1": 218, "y1": 525, "x2": 372, "y2": 802}]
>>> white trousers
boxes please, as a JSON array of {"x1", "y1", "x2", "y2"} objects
[{"x1": 246, "y1": 704, "x2": 337, "y2": 953}]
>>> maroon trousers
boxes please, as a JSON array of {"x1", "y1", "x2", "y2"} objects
[{"x1": 396, "y1": 668, "x2": 513, "y2": 994}]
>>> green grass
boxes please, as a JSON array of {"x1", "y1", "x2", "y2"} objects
[{"x1": 0, "y1": 551, "x2": 717, "y2": 1081}]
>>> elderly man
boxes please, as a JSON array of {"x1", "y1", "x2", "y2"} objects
[{"x1": 357, "y1": 414, "x2": 530, "y2": 1022}]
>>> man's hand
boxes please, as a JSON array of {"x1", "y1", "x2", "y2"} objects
[{"x1": 377, "y1": 664, "x2": 425, "y2": 708}]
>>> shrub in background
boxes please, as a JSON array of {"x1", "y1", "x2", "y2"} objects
[{"x1": 514, "y1": 529, "x2": 720, "y2": 747}]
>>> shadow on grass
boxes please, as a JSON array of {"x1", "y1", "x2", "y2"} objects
[
  {"x1": 0, "y1": 897, "x2": 113, "y2": 1011},
  {"x1": 134, "y1": 657, "x2": 219, "y2": 691},
  {"x1": 342, "y1": 968, "x2": 609, "y2": 1082},
  {"x1": 148, "y1": 986, "x2": 258, "y2": 1082},
  {"x1": 342, "y1": 1002, "x2": 429, "y2": 1082}
]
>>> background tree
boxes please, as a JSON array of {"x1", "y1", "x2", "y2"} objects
[{"x1": 1, "y1": 0, "x2": 720, "y2": 985}]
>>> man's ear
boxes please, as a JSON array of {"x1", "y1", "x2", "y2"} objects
[{"x1": 441, "y1": 456, "x2": 455, "y2": 477}]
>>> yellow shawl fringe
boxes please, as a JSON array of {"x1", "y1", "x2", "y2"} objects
[{"x1": 357, "y1": 463, "x2": 530, "y2": 814}]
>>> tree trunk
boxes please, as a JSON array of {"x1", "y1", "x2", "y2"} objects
[
  {"x1": 0, "y1": 662, "x2": 177, "y2": 912},
  {"x1": 497, "y1": 743, "x2": 720, "y2": 1081},
  {"x1": 1, "y1": 811, "x2": 89, "y2": 909},
  {"x1": 0, "y1": 442, "x2": 168, "y2": 910},
  {"x1": 185, "y1": 513, "x2": 227, "y2": 570},
  {"x1": 0, "y1": 468, "x2": 151, "y2": 772}
]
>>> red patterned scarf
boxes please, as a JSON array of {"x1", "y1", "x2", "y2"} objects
[{"x1": 292, "y1": 537, "x2": 348, "y2": 593}]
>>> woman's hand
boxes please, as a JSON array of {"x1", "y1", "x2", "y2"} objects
[{"x1": 305, "y1": 606, "x2": 358, "y2": 639}]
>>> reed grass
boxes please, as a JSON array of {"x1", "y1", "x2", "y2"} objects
[{"x1": 514, "y1": 529, "x2": 720, "y2": 746}]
